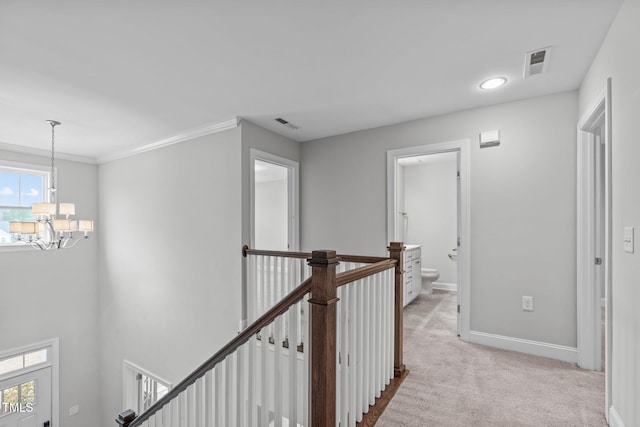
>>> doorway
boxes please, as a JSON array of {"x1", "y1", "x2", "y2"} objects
[
  {"x1": 397, "y1": 152, "x2": 459, "y2": 292},
  {"x1": 577, "y1": 78, "x2": 612, "y2": 419},
  {"x1": 249, "y1": 149, "x2": 299, "y2": 251},
  {"x1": 387, "y1": 139, "x2": 470, "y2": 341},
  {"x1": 0, "y1": 340, "x2": 57, "y2": 427}
]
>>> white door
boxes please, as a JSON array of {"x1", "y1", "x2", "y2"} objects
[{"x1": 0, "y1": 367, "x2": 51, "y2": 427}]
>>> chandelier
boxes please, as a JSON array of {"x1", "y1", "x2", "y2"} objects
[{"x1": 9, "y1": 120, "x2": 94, "y2": 250}]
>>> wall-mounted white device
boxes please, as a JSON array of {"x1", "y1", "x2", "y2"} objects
[
  {"x1": 480, "y1": 130, "x2": 500, "y2": 148},
  {"x1": 624, "y1": 227, "x2": 634, "y2": 253}
]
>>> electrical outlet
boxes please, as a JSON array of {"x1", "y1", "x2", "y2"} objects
[
  {"x1": 522, "y1": 296, "x2": 534, "y2": 312},
  {"x1": 69, "y1": 405, "x2": 80, "y2": 416}
]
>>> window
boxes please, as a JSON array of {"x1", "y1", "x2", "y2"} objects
[
  {"x1": 0, "y1": 380, "x2": 36, "y2": 416},
  {"x1": 0, "y1": 161, "x2": 51, "y2": 246},
  {"x1": 0, "y1": 349, "x2": 48, "y2": 376}
]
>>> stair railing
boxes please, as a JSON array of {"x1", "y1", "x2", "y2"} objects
[{"x1": 118, "y1": 243, "x2": 406, "y2": 427}]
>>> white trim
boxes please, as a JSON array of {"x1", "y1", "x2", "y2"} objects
[
  {"x1": 468, "y1": 331, "x2": 577, "y2": 363},
  {"x1": 0, "y1": 160, "x2": 57, "y2": 253},
  {"x1": 576, "y1": 79, "x2": 612, "y2": 418},
  {"x1": 122, "y1": 360, "x2": 173, "y2": 389},
  {"x1": 0, "y1": 141, "x2": 97, "y2": 164},
  {"x1": 387, "y1": 139, "x2": 471, "y2": 341},
  {"x1": 0, "y1": 338, "x2": 59, "y2": 427},
  {"x1": 97, "y1": 117, "x2": 239, "y2": 164},
  {"x1": 609, "y1": 406, "x2": 626, "y2": 427},
  {"x1": 432, "y1": 282, "x2": 457, "y2": 291},
  {"x1": 249, "y1": 148, "x2": 300, "y2": 251}
]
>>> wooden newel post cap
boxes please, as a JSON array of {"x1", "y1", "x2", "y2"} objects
[
  {"x1": 388, "y1": 242, "x2": 405, "y2": 252},
  {"x1": 308, "y1": 250, "x2": 340, "y2": 266},
  {"x1": 116, "y1": 409, "x2": 136, "y2": 426}
]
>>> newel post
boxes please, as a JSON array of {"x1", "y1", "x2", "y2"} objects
[
  {"x1": 115, "y1": 409, "x2": 136, "y2": 427},
  {"x1": 388, "y1": 242, "x2": 406, "y2": 377},
  {"x1": 308, "y1": 250, "x2": 340, "y2": 427}
]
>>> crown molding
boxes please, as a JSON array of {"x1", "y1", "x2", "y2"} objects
[
  {"x1": 0, "y1": 141, "x2": 98, "y2": 164},
  {"x1": 97, "y1": 117, "x2": 240, "y2": 164}
]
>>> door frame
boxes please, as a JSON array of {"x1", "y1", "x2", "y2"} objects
[
  {"x1": 576, "y1": 78, "x2": 612, "y2": 417},
  {"x1": 386, "y1": 139, "x2": 471, "y2": 341},
  {"x1": 0, "y1": 338, "x2": 59, "y2": 427},
  {"x1": 249, "y1": 148, "x2": 300, "y2": 251}
]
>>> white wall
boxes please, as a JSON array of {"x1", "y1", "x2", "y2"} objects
[
  {"x1": 404, "y1": 154, "x2": 458, "y2": 284},
  {"x1": 98, "y1": 129, "x2": 243, "y2": 427},
  {"x1": 255, "y1": 178, "x2": 288, "y2": 250},
  {"x1": 301, "y1": 91, "x2": 578, "y2": 348},
  {"x1": 0, "y1": 149, "x2": 100, "y2": 427},
  {"x1": 579, "y1": 0, "x2": 640, "y2": 424}
]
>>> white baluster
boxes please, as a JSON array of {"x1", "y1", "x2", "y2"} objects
[
  {"x1": 204, "y1": 370, "x2": 213, "y2": 427},
  {"x1": 340, "y1": 285, "x2": 350, "y2": 426},
  {"x1": 272, "y1": 315, "x2": 282, "y2": 427},
  {"x1": 347, "y1": 281, "x2": 356, "y2": 426},
  {"x1": 302, "y1": 294, "x2": 310, "y2": 426},
  {"x1": 248, "y1": 336, "x2": 256, "y2": 427},
  {"x1": 288, "y1": 303, "x2": 299, "y2": 427},
  {"x1": 356, "y1": 278, "x2": 364, "y2": 420},
  {"x1": 237, "y1": 344, "x2": 246, "y2": 427},
  {"x1": 161, "y1": 403, "x2": 170, "y2": 427},
  {"x1": 369, "y1": 275, "x2": 376, "y2": 405},
  {"x1": 260, "y1": 322, "x2": 268, "y2": 426},
  {"x1": 225, "y1": 355, "x2": 234, "y2": 426}
]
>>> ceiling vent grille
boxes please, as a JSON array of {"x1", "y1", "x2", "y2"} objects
[
  {"x1": 274, "y1": 117, "x2": 299, "y2": 130},
  {"x1": 524, "y1": 47, "x2": 552, "y2": 77}
]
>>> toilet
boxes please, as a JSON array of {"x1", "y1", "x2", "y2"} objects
[{"x1": 421, "y1": 268, "x2": 440, "y2": 294}]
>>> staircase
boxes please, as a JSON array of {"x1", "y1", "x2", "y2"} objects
[{"x1": 116, "y1": 243, "x2": 409, "y2": 427}]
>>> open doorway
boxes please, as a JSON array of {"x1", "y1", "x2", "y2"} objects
[
  {"x1": 577, "y1": 78, "x2": 612, "y2": 420},
  {"x1": 249, "y1": 149, "x2": 299, "y2": 251},
  {"x1": 387, "y1": 139, "x2": 470, "y2": 341},
  {"x1": 397, "y1": 152, "x2": 458, "y2": 294}
]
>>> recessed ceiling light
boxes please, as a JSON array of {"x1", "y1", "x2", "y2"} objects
[{"x1": 480, "y1": 77, "x2": 507, "y2": 90}]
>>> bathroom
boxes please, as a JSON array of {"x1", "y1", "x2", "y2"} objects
[{"x1": 397, "y1": 152, "x2": 459, "y2": 296}]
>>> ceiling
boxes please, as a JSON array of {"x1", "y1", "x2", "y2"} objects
[{"x1": 0, "y1": 0, "x2": 622, "y2": 163}]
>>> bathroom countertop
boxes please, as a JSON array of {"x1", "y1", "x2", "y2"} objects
[{"x1": 404, "y1": 244, "x2": 422, "y2": 250}]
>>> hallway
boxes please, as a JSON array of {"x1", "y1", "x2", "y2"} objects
[{"x1": 376, "y1": 290, "x2": 607, "y2": 426}]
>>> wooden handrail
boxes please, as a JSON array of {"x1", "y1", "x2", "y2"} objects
[
  {"x1": 243, "y1": 245, "x2": 310, "y2": 259},
  {"x1": 128, "y1": 277, "x2": 313, "y2": 427},
  {"x1": 242, "y1": 245, "x2": 391, "y2": 264},
  {"x1": 336, "y1": 259, "x2": 397, "y2": 287}
]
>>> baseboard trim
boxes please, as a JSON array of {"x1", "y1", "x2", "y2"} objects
[
  {"x1": 432, "y1": 282, "x2": 457, "y2": 291},
  {"x1": 468, "y1": 331, "x2": 577, "y2": 364},
  {"x1": 609, "y1": 405, "x2": 626, "y2": 427}
]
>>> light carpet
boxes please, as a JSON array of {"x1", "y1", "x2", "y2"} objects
[{"x1": 376, "y1": 290, "x2": 607, "y2": 427}]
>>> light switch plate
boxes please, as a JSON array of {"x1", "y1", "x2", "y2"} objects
[
  {"x1": 624, "y1": 227, "x2": 634, "y2": 253},
  {"x1": 522, "y1": 296, "x2": 534, "y2": 311},
  {"x1": 69, "y1": 405, "x2": 80, "y2": 416}
]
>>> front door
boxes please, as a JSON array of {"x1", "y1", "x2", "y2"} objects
[{"x1": 0, "y1": 366, "x2": 51, "y2": 427}]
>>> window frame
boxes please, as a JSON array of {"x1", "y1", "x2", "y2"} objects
[{"x1": 0, "y1": 160, "x2": 55, "y2": 251}]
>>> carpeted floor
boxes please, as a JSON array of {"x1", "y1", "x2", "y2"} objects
[{"x1": 376, "y1": 289, "x2": 607, "y2": 427}]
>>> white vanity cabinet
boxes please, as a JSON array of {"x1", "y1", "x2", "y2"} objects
[{"x1": 403, "y1": 245, "x2": 422, "y2": 307}]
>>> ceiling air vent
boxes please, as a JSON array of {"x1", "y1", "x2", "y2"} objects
[
  {"x1": 274, "y1": 117, "x2": 299, "y2": 130},
  {"x1": 524, "y1": 47, "x2": 552, "y2": 78}
]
